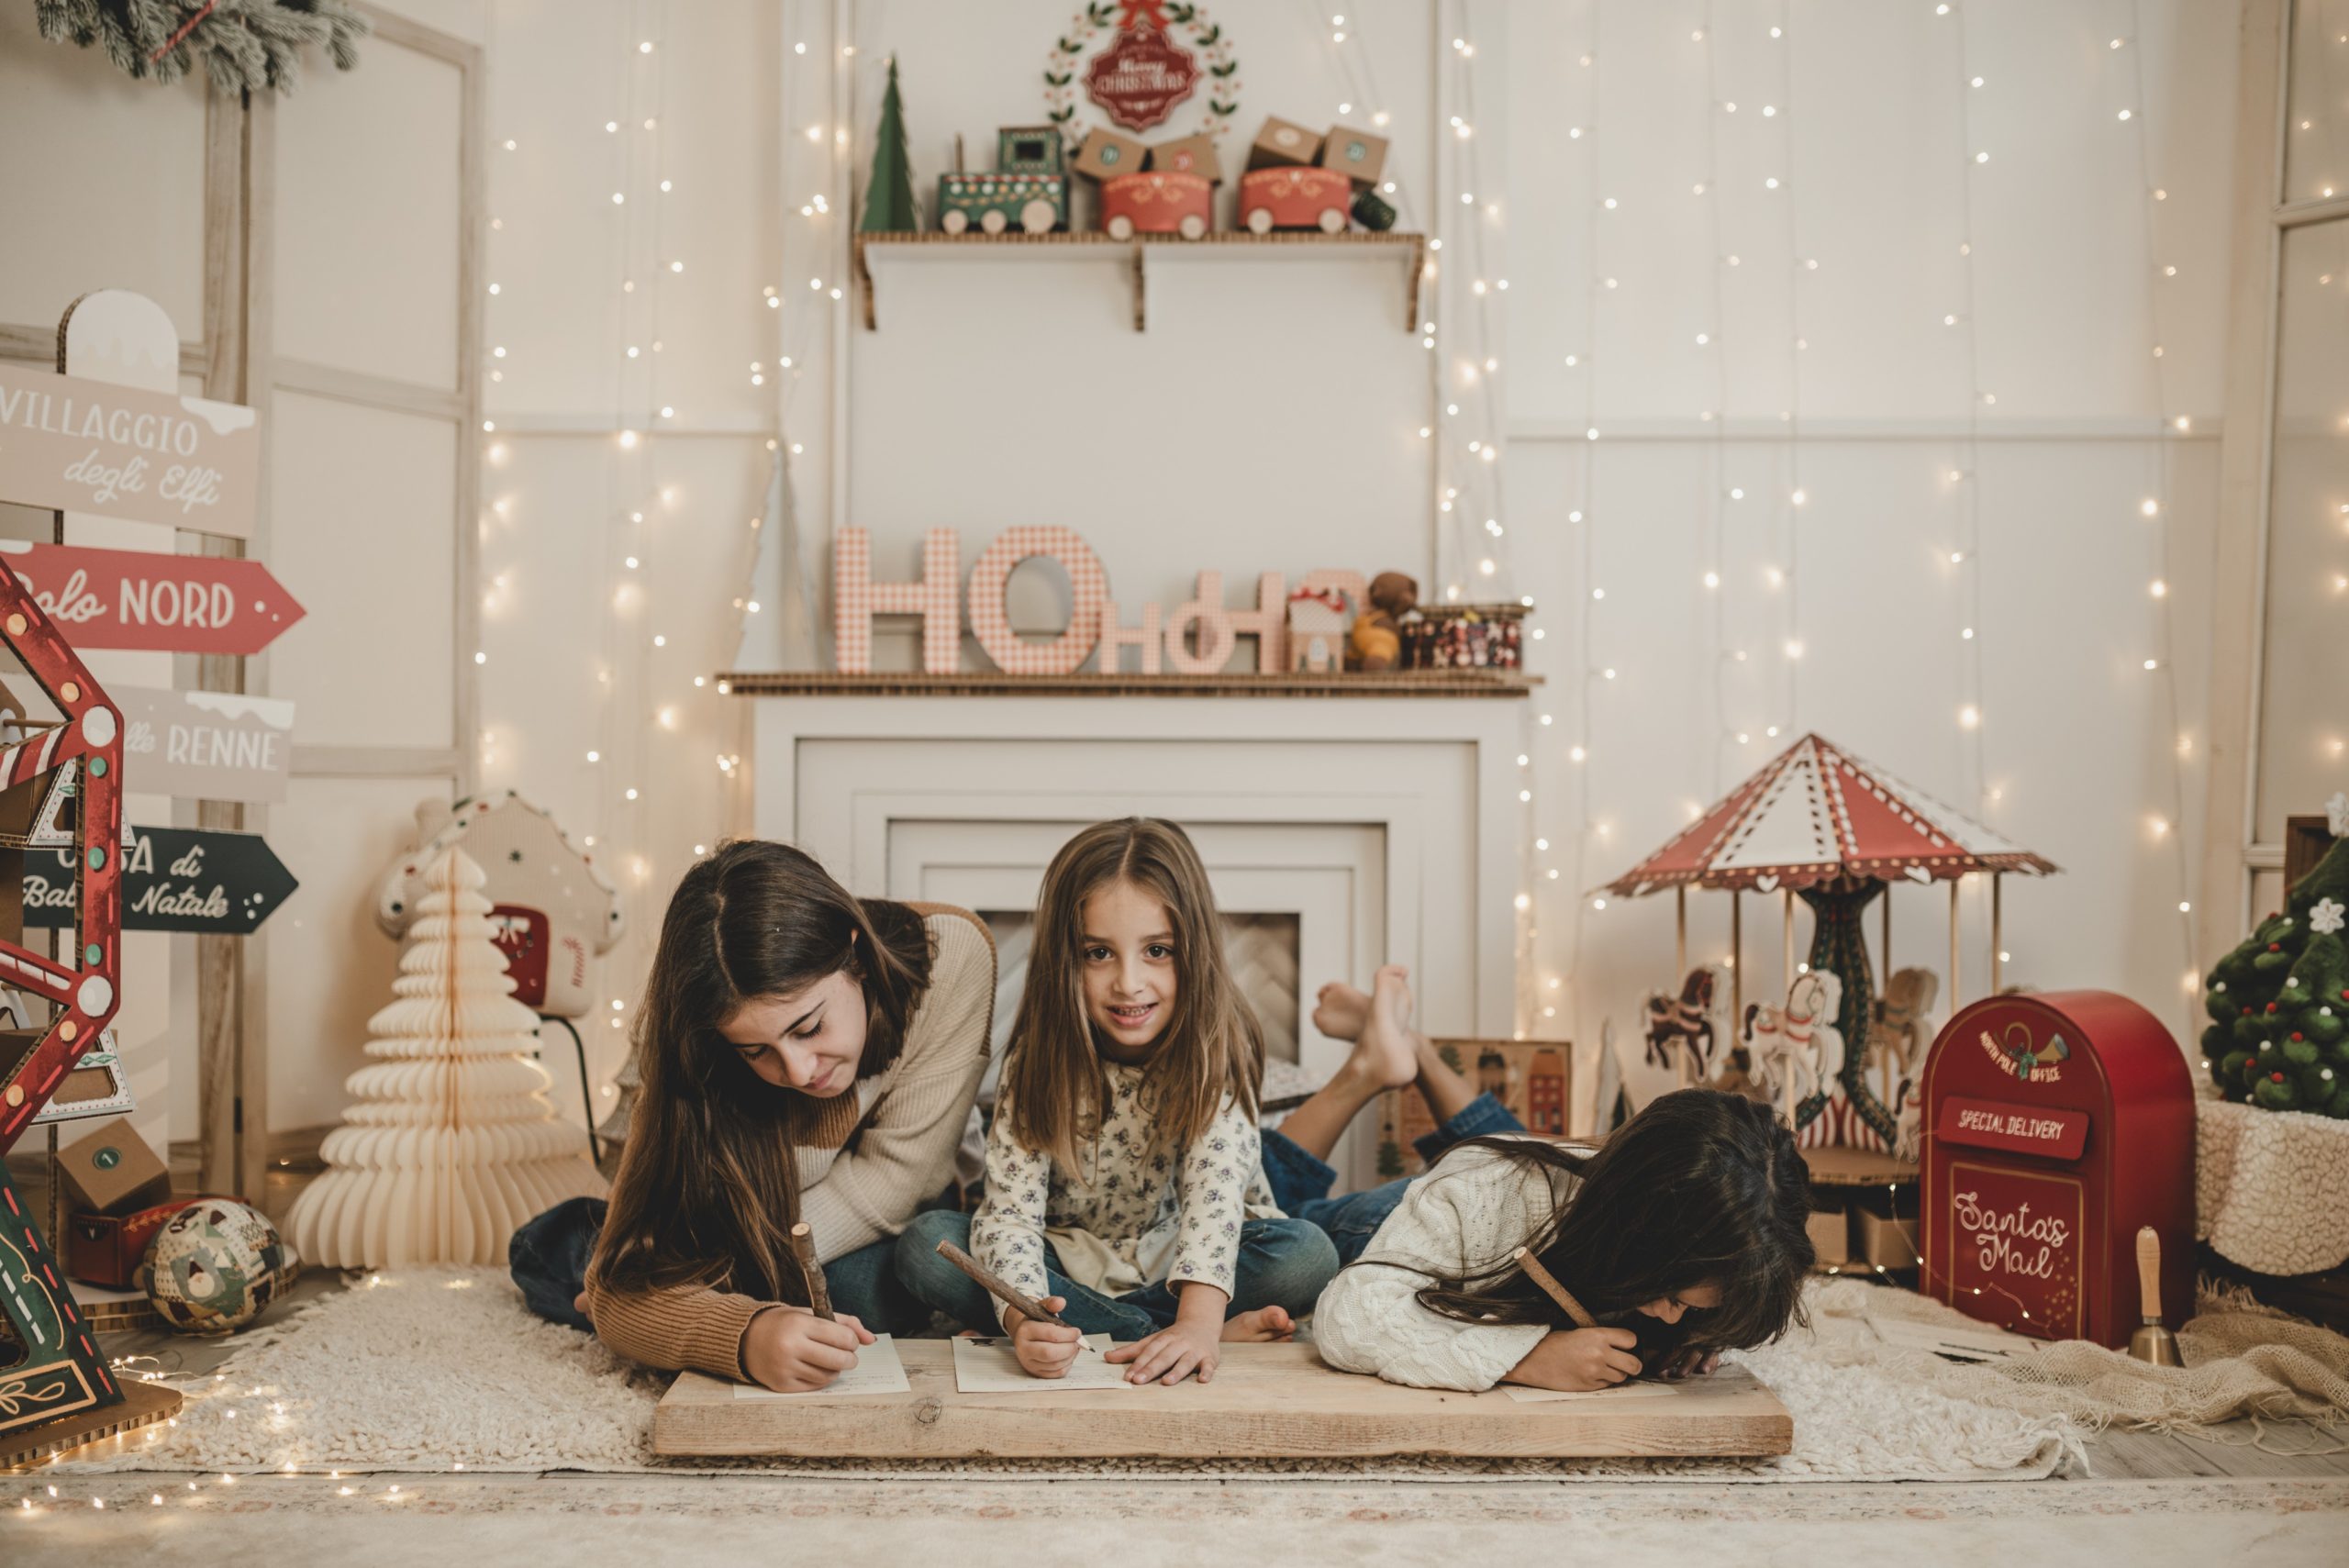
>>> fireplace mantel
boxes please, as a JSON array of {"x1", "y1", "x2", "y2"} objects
[{"x1": 730, "y1": 679, "x2": 1532, "y2": 1179}]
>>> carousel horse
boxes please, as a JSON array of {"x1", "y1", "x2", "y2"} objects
[
  {"x1": 1642, "y1": 966, "x2": 1719, "y2": 1076},
  {"x1": 1743, "y1": 970, "x2": 1844, "y2": 1119},
  {"x1": 1890, "y1": 1076, "x2": 1924, "y2": 1164},
  {"x1": 1871, "y1": 966, "x2": 1940, "y2": 1104}
]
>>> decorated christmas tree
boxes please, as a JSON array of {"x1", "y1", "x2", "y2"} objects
[
  {"x1": 861, "y1": 55, "x2": 918, "y2": 232},
  {"x1": 2203, "y1": 827, "x2": 2349, "y2": 1117},
  {"x1": 287, "y1": 847, "x2": 604, "y2": 1267}
]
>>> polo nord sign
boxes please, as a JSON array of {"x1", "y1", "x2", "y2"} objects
[{"x1": 0, "y1": 539, "x2": 304, "y2": 657}]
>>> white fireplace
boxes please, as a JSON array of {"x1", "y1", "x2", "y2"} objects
[{"x1": 735, "y1": 680, "x2": 1533, "y2": 1186}]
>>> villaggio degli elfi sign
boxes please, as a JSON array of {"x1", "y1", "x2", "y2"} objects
[{"x1": 0, "y1": 361, "x2": 261, "y2": 541}]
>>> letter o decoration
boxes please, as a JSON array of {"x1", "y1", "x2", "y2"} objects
[{"x1": 966, "y1": 527, "x2": 1108, "y2": 675}]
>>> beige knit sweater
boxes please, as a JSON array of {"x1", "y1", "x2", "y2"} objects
[{"x1": 584, "y1": 906, "x2": 996, "y2": 1381}]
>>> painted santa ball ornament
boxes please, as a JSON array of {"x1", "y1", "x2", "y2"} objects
[{"x1": 139, "y1": 1198, "x2": 292, "y2": 1335}]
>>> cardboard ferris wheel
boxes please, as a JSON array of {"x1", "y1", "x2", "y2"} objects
[{"x1": 1597, "y1": 733, "x2": 2057, "y2": 1150}]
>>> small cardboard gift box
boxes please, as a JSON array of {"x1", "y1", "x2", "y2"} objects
[
  {"x1": 1806, "y1": 1206, "x2": 1853, "y2": 1268},
  {"x1": 1319, "y1": 125, "x2": 1389, "y2": 186},
  {"x1": 58, "y1": 1116, "x2": 173, "y2": 1217},
  {"x1": 69, "y1": 1196, "x2": 205, "y2": 1288},
  {"x1": 1249, "y1": 117, "x2": 1322, "y2": 170},
  {"x1": 1375, "y1": 1040, "x2": 1572, "y2": 1178},
  {"x1": 1074, "y1": 128, "x2": 1148, "y2": 181},
  {"x1": 1854, "y1": 1208, "x2": 1921, "y2": 1271},
  {"x1": 1150, "y1": 133, "x2": 1223, "y2": 183}
]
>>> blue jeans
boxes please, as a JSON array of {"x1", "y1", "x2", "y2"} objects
[
  {"x1": 507, "y1": 1195, "x2": 932, "y2": 1339},
  {"x1": 893, "y1": 1208, "x2": 1338, "y2": 1339},
  {"x1": 1257, "y1": 1091, "x2": 1524, "y2": 1264}
]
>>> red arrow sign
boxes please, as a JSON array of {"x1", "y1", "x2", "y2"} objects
[{"x1": 0, "y1": 540, "x2": 305, "y2": 657}]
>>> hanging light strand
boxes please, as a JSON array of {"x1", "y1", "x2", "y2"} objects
[
  {"x1": 2118, "y1": 0, "x2": 2199, "y2": 1033},
  {"x1": 1562, "y1": 0, "x2": 1607, "y2": 1063}
]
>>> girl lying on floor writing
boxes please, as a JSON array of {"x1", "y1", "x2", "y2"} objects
[{"x1": 1313, "y1": 1084, "x2": 1816, "y2": 1393}]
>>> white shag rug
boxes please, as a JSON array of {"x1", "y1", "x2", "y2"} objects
[{"x1": 58, "y1": 1268, "x2": 2076, "y2": 1483}]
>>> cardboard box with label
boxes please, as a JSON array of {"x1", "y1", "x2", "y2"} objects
[
  {"x1": 1151, "y1": 134, "x2": 1223, "y2": 183},
  {"x1": 1375, "y1": 1039, "x2": 1571, "y2": 1180},
  {"x1": 1248, "y1": 117, "x2": 1322, "y2": 170},
  {"x1": 1318, "y1": 125, "x2": 1389, "y2": 186},
  {"x1": 58, "y1": 1116, "x2": 172, "y2": 1216},
  {"x1": 1074, "y1": 127, "x2": 1148, "y2": 182}
]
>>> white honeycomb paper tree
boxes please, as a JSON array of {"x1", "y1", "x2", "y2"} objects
[{"x1": 289, "y1": 846, "x2": 605, "y2": 1267}]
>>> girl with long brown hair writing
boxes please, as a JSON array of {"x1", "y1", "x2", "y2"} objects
[{"x1": 508, "y1": 840, "x2": 995, "y2": 1391}]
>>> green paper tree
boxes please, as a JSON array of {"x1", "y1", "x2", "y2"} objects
[
  {"x1": 861, "y1": 55, "x2": 918, "y2": 233},
  {"x1": 2204, "y1": 832, "x2": 2349, "y2": 1118}
]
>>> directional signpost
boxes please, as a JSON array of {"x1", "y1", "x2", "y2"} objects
[
  {"x1": 0, "y1": 539, "x2": 304, "y2": 656},
  {"x1": 25, "y1": 827, "x2": 297, "y2": 937}
]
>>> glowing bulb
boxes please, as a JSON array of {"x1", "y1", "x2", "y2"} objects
[
  {"x1": 2141, "y1": 498, "x2": 2159, "y2": 517},
  {"x1": 1959, "y1": 705, "x2": 1981, "y2": 728}
]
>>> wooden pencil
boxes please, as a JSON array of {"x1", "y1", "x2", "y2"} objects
[
  {"x1": 932, "y1": 1240, "x2": 1098, "y2": 1351},
  {"x1": 1511, "y1": 1246, "x2": 1598, "y2": 1329},
  {"x1": 789, "y1": 1222, "x2": 833, "y2": 1321}
]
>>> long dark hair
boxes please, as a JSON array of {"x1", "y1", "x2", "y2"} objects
[
  {"x1": 1387, "y1": 1089, "x2": 1813, "y2": 1354},
  {"x1": 997, "y1": 817, "x2": 1264, "y2": 1171},
  {"x1": 588, "y1": 840, "x2": 934, "y2": 1304}
]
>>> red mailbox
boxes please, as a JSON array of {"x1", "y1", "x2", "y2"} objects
[{"x1": 1920, "y1": 989, "x2": 2195, "y2": 1347}]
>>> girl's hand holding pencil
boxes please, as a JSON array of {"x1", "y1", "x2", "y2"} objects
[
  {"x1": 1006, "y1": 1295, "x2": 1087, "y2": 1379},
  {"x1": 1504, "y1": 1326, "x2": 1644, "y2": 1393},
  {"x1": 741, "y1": 1304, "x2": 875, "y2": 1393}
]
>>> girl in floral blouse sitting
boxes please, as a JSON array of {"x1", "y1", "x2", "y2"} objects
[{"x1": 897, "y1": 817, "x2": 1338, "y2": 1385}]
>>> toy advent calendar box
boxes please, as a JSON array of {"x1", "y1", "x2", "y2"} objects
[
  {"x1": 1919, "y1": 990, "x2": 2194, "y2": 1347},
  {"x1": 1374, "y1": 1039, "x2": 1570, "y2": 1179}
]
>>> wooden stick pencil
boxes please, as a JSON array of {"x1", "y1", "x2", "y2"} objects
[
  {"x1": 789, "y1": 1222, "x2": 833, "y2": 1321},
  {"x1": 932, "y1": 1239, "x2": 1098, "y2": 1352},
  {"x1": 1511, "y1": 1246, "x2": 1598, "y2": 1329}
]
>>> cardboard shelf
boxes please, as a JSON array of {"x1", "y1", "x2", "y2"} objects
[
  {"x1": 852, "y1": 230, "x2": 1428, "y2": 332},
  {"x1": 716, "y1": 670, "x2": 1540, "y2": 700}
]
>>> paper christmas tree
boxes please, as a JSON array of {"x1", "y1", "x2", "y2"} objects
[
  {"x1": 861, "y1": 55, "x2": 918, "y2": 232},
  {"x1": 288, "y1": 846, "x2": 605, "y2": 1267},
  {"x1": 2202, "y1": 829, "x2": 2349, "y2": 1117}
]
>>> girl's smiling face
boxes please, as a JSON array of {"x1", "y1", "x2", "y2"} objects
[
  {"x1": 1079, "y1": 878, "x2": 1179, "y2": 1063},
  {"x1": 718, "y1": 966, "x2": 868, "y2": 1096}
]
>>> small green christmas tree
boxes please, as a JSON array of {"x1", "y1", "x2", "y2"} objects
[
  {"x1": 1375, "y1": 1138, "x2": 1405, "y2": 1180},
  {"x1": 861, "y1": 55, "x2": 918, "y2": 233},
  {"x1": 2205, "y1": 829, "x2": 2349, "y2": 1117}
]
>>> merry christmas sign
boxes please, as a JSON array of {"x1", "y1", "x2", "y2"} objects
[{"x1": 1048, "y1": 2, "x2": 1238, "y2": 143}]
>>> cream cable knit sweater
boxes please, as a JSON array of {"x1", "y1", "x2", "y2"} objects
[{"x1": 1313, "y1": 1139, "x2": 1583, "y2": 1392}]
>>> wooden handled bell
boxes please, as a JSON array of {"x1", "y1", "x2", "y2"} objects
[{"x1": 2126, "y1": 1225, "x2": 2183, "y2": 1367}]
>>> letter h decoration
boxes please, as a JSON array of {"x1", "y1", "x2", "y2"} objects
[{"x1": 0, "y1": 557, "x2": 126, "y2": 1438}]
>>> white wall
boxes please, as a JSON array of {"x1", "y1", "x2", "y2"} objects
[
  {"x1": 1500, "y1": 0, "x2": 2236, "y2": 1106},
  {"x1": 1, "y1": 0, "x2": 2266, "y2": 1147}
]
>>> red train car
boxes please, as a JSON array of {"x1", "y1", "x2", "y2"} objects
[
  {"x1": 1100, "y1": 171, "x2": 1212, "y2": 240},
  {"x1": 1919, "y1": 989, "x2": 2195, "y2": 1348},
  {"x1": 1238, "y1": 167, "x2": 1351, "y2": 234}
]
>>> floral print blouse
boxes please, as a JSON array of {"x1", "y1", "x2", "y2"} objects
[{"x1": 971, "y1": 1059, "x2": 1281, "y2": 1302}]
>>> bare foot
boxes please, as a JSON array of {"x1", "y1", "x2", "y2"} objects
[
  {"x1": 1312, "y1": 980, "x2": 1371, "y2": 1042},
  {"x1": 1353, "y1": 965, "x2": 1418, "y2": 1089},
  {"x1": 1220, "y1": 1305, "x2": 1297, "y2": 1342}
]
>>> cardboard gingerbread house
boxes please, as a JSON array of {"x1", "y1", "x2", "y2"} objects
[{"x1": 374, "y1": 792, "x2": 623, "y2": 1019}]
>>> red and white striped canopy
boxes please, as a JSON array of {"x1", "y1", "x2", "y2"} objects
[{"x1": 1597, "y1": 733, "x2": 2058, "y2": 896}]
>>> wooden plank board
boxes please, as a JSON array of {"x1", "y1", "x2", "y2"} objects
[
  {"x1": 652, "y1": 1340, "x2": 1791, "y2": 1460},
  {"x1": 0, "y1": 1374, "x2": 180, "y2": 1473}
]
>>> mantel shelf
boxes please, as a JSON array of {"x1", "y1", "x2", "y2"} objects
[
  {"x1": 717, "y1": 670, "x2": 1538, "y2": 699},
  {"x1": 852, "y1": 230, "x2": 1428, "y2": 332}
]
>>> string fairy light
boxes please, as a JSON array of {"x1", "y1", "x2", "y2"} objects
[
  {"x1": 1943, "y1": 0, "x2": 1995, "y2": 989},
  {"x1": 1558, "y1": 0, "x2": 1608, "y2": 1069},
  {"x1": 2114, "y1": 0, "x2": 2200, "y2": 1037}
]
